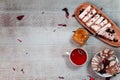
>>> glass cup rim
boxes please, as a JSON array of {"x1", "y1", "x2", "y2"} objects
[{"x1": 68, "y1": 48, "x2": 88, "y2": 66}]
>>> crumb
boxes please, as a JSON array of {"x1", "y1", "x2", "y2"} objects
[
  {"x1": 100, "y1": 8, "x2": 103, "y2": 10},
  {"x1": 58, "y1": 76, "x2": 64, "y2": 79},
  {"x1": 17, "y1": 39, "x2": 22, "y2": 43},
  {"x1": 17, "y1": 15, "x2": 24, "y2": 20},
  {"x1": 21, "y1": 69, "x2": 24, "y2": 74},
  {"x1": 62, "y1": 8, "x2": 69, "y2": 19},
  {"x1": 53, "y1": 30, "x2": 56, "y2": 32},
  {"x1": 58, "y1": 24, "x2": 67, "y2": 27},
  {"x1": 72, "y1": 14, "x2": 75, "y2": 17},
  {"x1": 42, "y1": 12, "x2": 44, "y2": 14},
  {"x1": 26, "y1": 52, "x2": 28, "y2": 54},
  {"x1": 13, "y1": 67, "x2": 15, "y2": 71}
]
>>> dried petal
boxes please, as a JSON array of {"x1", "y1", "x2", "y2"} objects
[
  {"x1": 17, "y1": 15, "x2": 24, "y2": 20},
  {"x1": 58, "y1": 24, "x2": 67, "y2": 27},
  {"x1": 17, "y1": 39, "x2": 22, "y2": 43},
  {"x1": 62, "y1": 8, "x2": 69, "y2": 19}
]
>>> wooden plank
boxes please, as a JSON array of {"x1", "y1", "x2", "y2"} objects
[{"x1": 0, "y1": 0, "x2": 119, "y2": 80}]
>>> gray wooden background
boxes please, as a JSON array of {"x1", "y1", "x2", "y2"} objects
[{"x1": 0, "y1": 0, "x2": 120, "y2": 80}]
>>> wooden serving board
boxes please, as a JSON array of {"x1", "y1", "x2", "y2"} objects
[{"x1": 75, "y1": 2, "x2": 120, "y2": 47}]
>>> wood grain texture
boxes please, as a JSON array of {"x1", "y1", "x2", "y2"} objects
[{"x1": 0, "y1": 0, "x2": 119, "y2": 80}]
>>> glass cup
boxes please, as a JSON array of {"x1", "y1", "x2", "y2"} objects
[{"x1": 66, "y1": 48, "x2": 88, "y2": 66}]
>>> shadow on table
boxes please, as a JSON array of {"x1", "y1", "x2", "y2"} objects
[
  {"x1": 62, "y1": 54, "x2": 81, "y2": 70},
  {"x1": 69, "y1": 37, "x2": 81, "y2": 47}
]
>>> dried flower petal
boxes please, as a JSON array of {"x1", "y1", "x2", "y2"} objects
[
  {"x1": 58, "y1": 76, "x2": 64, "y2": 79},
  {"x1": 62, "y1": 8, "x2": 69, "y2": 19},
  {"x1": 21, "y1": 69, "x2": 24, "y2": 74},
  {"x1": 13, "y1": 67, "x2": 15, "y2": 71},
  {"x1": 58, "y1": 24, "x2": 67, "y2": 27},
  {"x1": 17, "y1": 15, "x2": 24, "y2": 20},
  {"x1": 17, "y1": 39, "x2": 22, "y2": 43}
]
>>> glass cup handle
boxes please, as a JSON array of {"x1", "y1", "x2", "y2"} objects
[{"x1": 65, "y1": 52, "x2": 70, "y2": 55}]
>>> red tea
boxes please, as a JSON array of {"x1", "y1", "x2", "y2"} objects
[{"x1": 70, "y1": 48, "x2": 87, "y2": 65}]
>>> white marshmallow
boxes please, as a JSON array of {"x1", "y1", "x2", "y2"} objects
[
  {"x1": 104, "y1": 48, "x2": 110, "y2": 53},
  {"x1": 79, "y1": 5, "x2": 91, "y2": 19},
  {"x1": 104, "y1": 32, "x2": 115, "y2": 40},
  {"x1": 100, "y1": 19, "x2": 108, "y2": 27},
  {"x1": 86, "y1": 14, "x2": 100, "y2": 27},
  {"x1": 104, "y1": 23, "x2": 112, "y2": 28},
  {"x1": 109, "y1": 61, "x2": 116, "y2": 67},
  {"x1": 91, "y1": 25, "x2": 101, "y2": 32},
  {"x1": 108, "y1": 56, "x2": 116, "y2": 61},
  {"x1": 82, "y1": 9, "x2": 96, "y2": 22},
  {"x1": 97, "y1": 23, "x2": 111, "y2": 34},
  {"x1": 95, "y1": 16, "x2": 104, "y2": 24}
]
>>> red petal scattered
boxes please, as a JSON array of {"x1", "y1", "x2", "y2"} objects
[
  {"x1": 89, "y1": 76, "x2": 95, "y2": 80},
  {"x1": 62, "y1": 8, "x2": 69, "y2": 19},
  {"x1": 17, "y1": 15, "x2": 24, "y2": 20},
  {"x1": 17, "y1": 39, "x2": 22, "y2": 43},
  {"x1": 58, "y1": 76, "x2": 64, "y2": 79},
  {"x1": 58, "y1": 24, "x2": 67, "y2": 27}
]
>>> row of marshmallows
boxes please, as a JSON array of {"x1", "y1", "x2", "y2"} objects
[{"x1": 79, "y1": 5, "x2": 118, "y2": 42}]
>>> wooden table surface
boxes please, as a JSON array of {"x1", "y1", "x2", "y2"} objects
[{"x1": 0, "y1": 0, "x2": 120, "y2": 80}]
